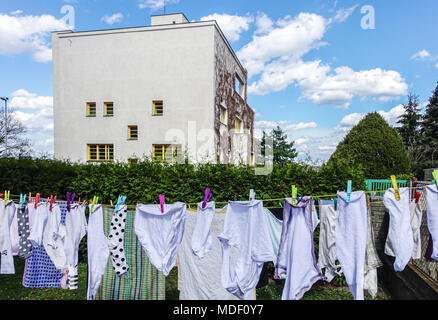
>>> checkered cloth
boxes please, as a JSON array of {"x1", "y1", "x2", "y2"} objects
[
  {"x1": 95, "y1": 207, "x2": 165, "y2": 300},
  {"x1": 22, "y1": 201, "x2": 68, "y2": 288}
]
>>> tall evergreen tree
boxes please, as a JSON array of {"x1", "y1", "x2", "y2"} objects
[
  {"x1": 397, "y1": 93, "x2": 423, "y2": 174},
  {"x1": 260, "y1": 126, "x2": 298, "y2": 165},
  {"x1": 421, "y1": 82, "x2": 438, "y2": 162}
]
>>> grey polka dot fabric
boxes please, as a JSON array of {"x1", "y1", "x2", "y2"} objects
[
  {"x1": 108, "y1": 206, "x2": 129, "y2": 276},
  {"x1": 18, "y1": 204, "x2": 33, "y2": 260}
]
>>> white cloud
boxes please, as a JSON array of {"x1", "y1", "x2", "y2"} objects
[
  {"x1": 239, "y1": 12, "x2": 408, "y2": 108},
  {"x1": 0, "y1": 13, "x2": 68, "y2": 62},
  {"x1": 10, "y1": 89, "x2": 53, "y2": 110},
  {"x1": 254, "y1": 12, "x2": 273, "y2": 35},
  {"x1": 255, "y1": 120, "x2": 317, "y2": 132},
  {"x1": 285, "y1": 122, "x2": 317, "y2": 130},
  {"x1": 335, "y1": 104, "x2": 405, "y2": 133},
  {"x1": 8, "y1": 89, "x2": 54, "y2": 154},
  {"x1": 200, "y1": 13, "x2": 253, "y2": 42},
  {"x1": 10, "y1": 10, "x2": 23, "y2": 16},
  {"x1": 435, "y1": 62, "x2": 438, "y2": 69},
  {"x1": 330, "y1": 5, "x2": 359, "y2": 23},
  {"x1": 101, "y1": 13, "x2": 124, "y2": 25},
  {"x1": 411, "y1": 49, "x2": 431, "y2": 61},
  {"x1": 138, "y1": 0, "x2": 179, "y2": 10},
  {"x1": 295, "y1": 138, "x2": 309, "y2": 145}
]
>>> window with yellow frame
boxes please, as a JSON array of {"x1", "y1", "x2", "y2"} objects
[
  {"x1": 220, "y1": 105, "x2": 227, "y2": 125},
  {"x1": 104, "y1": 102, "x2": 114, "y2": 116},
  {"x1": 87, "y1": 102, "x2": 96, "y2": 117},
  {"x1": 87, "y1": 144, "x2": 114, "y2": 161},
  {"x1": 152, "y1": 144, "x2": 181, "y2": 162},
  {"x1": 153, "y1": 100, "x2": 163, "y2": 116},
  {"x1": 236, "y1": 118, "x2": 242, "y2": 133},
  {"x1": 128, "y1": 125, "x2": 138, "y2": 140}
]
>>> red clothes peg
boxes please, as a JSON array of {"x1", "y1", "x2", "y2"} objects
[
  {"x1": 35, "y1": 193, "x2": 40, "y2": 209},
  {"x1": 415, "y1": 191, "x2": 421, "y2": 204}
]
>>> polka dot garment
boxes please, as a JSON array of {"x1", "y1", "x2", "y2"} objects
[
  {"x1": 108, "y1": 205, "x2": 129, "y2": 276},
  {"x1": 17, "y1": 204, "x2": 33, "y2": 260}
]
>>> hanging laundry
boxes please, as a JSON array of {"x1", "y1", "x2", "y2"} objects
[
  {"x1": 263, "y1": 208, "x2": 282, "y2": 265},
  {"x1": 43, "y1": 203, "x2": 68, "y2": 270},
  {"x1": 23, "y1": 201, "x2": 69, "y2": 288},
  {"x1": 17, "y1": 201, "x2": 33, "y2": 260},
  {"x1": 87, "y1": 204, "x2": 110, "y2": 300},
  {"x1": 178, "y1": 208, "x2": 239, "y2": 300},
  {"x1": 28, "y1": 202, "x2": 49, "y2": 247},
  {"x1": 363, "y1": 199, "x2": 383, "y2": 299},
  {"x1": 426, "y1": 184, "x2": 438, "y2": 261},
  {"x1": 0, "y1": 200, "x2": 17, "y2": 274},
  {"x1": 274, "y1": 197, "x2": 324, "y2": 300},
  {"x1": 336, "y1": 191, "x2": 368, "y2": 300},
  {"x1": 411, "y1": 192, "x2": 423, "y2": 259},
  {"x1": 95, "y1": 206, "x2": 165, "y2": 300},
  {"x1": 218, "y1": 200, "x2": 274, "y2": 300},
  {"x1": 108, "y1": 204, "x2": 129, "y2": 276},
  {"x1": 317, "y1": 200, "x2": 342, "y2": 282},
  {"x1": 191, "y1": 201, "x2": 215, "y2": 259},
  {"x1": 311, "y1": 203, "x2": 320, "y2": 232},
  {"x1": 64, "y1": 203, "x2": 87, "y2": 290},
  {"x1": 134, "y1": 202, "x2": 186, "y2": 277},
  {"x1": 383, "y1": 187, "x2": 414, "y2": 271},
  {"x1": 10, "y1": 206, "x2": 19, "y2": 256}
]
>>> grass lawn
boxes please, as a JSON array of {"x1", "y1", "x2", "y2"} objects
[{"x1": 0, "y1": 258, "x2": 389, "y2": 300}]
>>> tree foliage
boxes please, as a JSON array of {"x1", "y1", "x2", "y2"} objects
[
  {"x1": 0, "y1": 109, "x2": 32, "y2": 157},
  {"x1": 261, "y1": 126, "x2": 297, "y2": 165},
  {"x1": 328, "y1": 112, "x2": 411, "y2": 179},
  {"x1": 421, "y1": 82, "x2": 438, "y2": 163}
]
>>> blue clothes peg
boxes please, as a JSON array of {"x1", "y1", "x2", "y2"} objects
[
  {"x1": 19, "y1": 193, "x2": 26, "y2": 209},
  {"x1": 346, "y1": 180, "x2": 352, "y2": 203}
]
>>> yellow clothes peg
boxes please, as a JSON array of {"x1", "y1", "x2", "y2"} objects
[
  {"x1": 390, "y1": 175, "x2": 400, "y2": 201},
  {"x1": 292, "y1": 185, "x2": 297, "y2": 206}
]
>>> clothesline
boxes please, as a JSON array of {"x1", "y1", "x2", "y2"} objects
[{"x1": 3, "y1": 185, "x2": 427, "y2": 210}]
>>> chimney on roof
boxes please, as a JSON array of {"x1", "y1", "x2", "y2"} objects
[{"x1": 150, "y1": 13, "x2": 189, "y2": 26}]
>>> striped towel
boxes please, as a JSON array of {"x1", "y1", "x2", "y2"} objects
[
  {"x1": 95, "y1": 207, "x2": 165, "y2": 300},
  {"x1": 22, "y1": 201, "x2": 68, "y2": 288}
]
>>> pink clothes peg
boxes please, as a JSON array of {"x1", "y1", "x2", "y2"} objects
[
  {"x1": 159, "y1": 194, "x2": 165, "y2": 213},
  {"x1": 34, "y1": 193, "x2": 40, "y2": 209}
]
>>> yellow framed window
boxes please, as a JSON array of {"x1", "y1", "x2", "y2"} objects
[
  {"x1": 128, "y1": 125, "x2": 138, "y2": 140},
  {"x1": 87, "y1": 144, "x2": 114, "y2": 161},
  {"x1": 236, "y1": 118, "x2": 242, "y2": 133},
  {"x1": 104, "y1": 102, "x2": 114, "y2": 116},
  {"x1": 128, "y1": 158, "x2": 138, "y2": 166},
  {"x1": 153, "y1": 100, "x2": 163, "y2": 116},
  {"x1": 153, "y1": 144, "x2": 181, "y2": 162},
  {"x1": 220, "y1": 105, "x2": 227, "y2": 125},
  {"x1": 87, "y1": 102, "x2": 96, "y2": 117}
]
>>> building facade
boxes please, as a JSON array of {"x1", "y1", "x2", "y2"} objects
[{"x1": 52, "y1": 13, "x2": 254, "y2": 164}]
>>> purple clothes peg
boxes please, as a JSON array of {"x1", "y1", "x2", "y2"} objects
[
  {"x1": 159, "y1": 194, "x2": 165, "y2": 213},
  {"x1": 202, "y1": 188, "x2": 212, "y2": 209},
  {"x1": 66, "y1": 192, "x2": 76, "y2": 212}
]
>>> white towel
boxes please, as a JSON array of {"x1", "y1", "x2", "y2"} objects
[
  {"x1": 336, "y1": 191, "x2": 368, "y2": 300},
  {"x1": 191, "y1": 201, "x2": 215, "y2": 259},
  {"x1": 426, "y1": 184, "x2": 438, "y2": 260},
  {"x1": 218, "y1": 200, "x2": 274, "y2": 300},
  {"x1": 383, "y1": 187, "x2": 413, "y2": 271},
  {"x1": 275, "y1": 197, "x2": 324, "y2": 300},
  {"x1": 87, "y1": 204, "x2": 110, "y2": 300},
  {"x1": 135, "y1": 202, "x2": 187, "y2": 277},
  {"x1": 0, "y1": 200, "x2": 16, "y2": 274}
]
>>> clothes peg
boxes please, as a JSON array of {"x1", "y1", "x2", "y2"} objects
[
  {"x1": 77, "y1": 197, "x2": 81, "y2": 205},
  {"x1": 34, "y1": 193, "x2": 40, "y2": 209},
  {"x1": 433, "y1": 170, "x2": 438, "y2": 186},
  {"x1": 90, "y1": 196, "x2": 98, "y2": 213},
  {"x1": 19, "y1": 194, "x2": 26, "y2": 209},
  {"x1": 390, "y1": 175, "x2": 400, "y2": 201},
  {"x1": 292, "y1": 185, "x2": 297, "y2": 206},
  {"x1": 202, "y1": 188, "x2": 212, "y2": 209},
  {"x1": 334, "y1": 198, "x2": 338, "y2": 211},
  {"x1": 346, "y1": 180, "x2": 352, "y2": 203},
  {"x1": 249, "y1": 189, "x2": 256, "y2": 201},
  {"x1": 49, "y1": 195, "x2": 57, "y2": 212},
  {"x1": 66, "y1": 192, "x2": 75, "y2": 212},
  {"x1": 115, "y1": 195, "x2": 126, "y2": 212},
  {"x1": 4, "y1": 190, "x2": 9, "y2": 202},
  {"x1": 66, "y1": 192, "x2": 70, "y2": 212},
  {"x1": 159, "y1": 194, "x2": 165, "y2": 213}
]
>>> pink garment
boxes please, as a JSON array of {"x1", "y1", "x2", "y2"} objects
[{"x1": 10, "y1": 206, "x2": 19, "y2": 256}]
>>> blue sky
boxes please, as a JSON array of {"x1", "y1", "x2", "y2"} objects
[{"x1": 1, "y1": 0, "x2": 438, "y2": 161}]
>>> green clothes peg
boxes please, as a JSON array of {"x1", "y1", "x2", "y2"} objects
[
  {"x1": 292, "y1": 185, "x2": 297, "y2": 206},
  {"x1": 433, "y1": 170, "x2": 438, "y2": 186},
  {"x1": 334, "y1": 198, "x2": 338, "y2": 211}
]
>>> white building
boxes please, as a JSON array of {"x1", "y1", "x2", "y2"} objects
[{"x1": 52, "y1": 13, "x2": 255, "y2": 165}]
